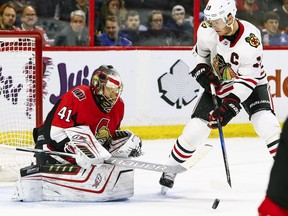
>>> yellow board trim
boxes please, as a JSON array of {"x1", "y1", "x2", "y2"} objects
[
  {"x1": 122, "y1": 123, "x2": 283, "y2": 140},
  {"x1": 0, "y1": 123, "x2": 283, "y2": 146}
]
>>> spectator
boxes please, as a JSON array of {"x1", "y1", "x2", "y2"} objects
[
  {"x1": 54, "y1": 0, "x2": 76, "y2": 22},
  {"x1": 261, "y1": 11, "x2": 288, "y2": 46},
  {"x1": 258, "y1": 0, "x2": 281, "y2": 13},
  {"x1": 167, "y1": 5, "x2": 193, "y2": 46},
  {"x1": 19, "y1": 5, "x2": 52, "y2": 46},
  {"x1": 167, "y1": 0, "x2": 207, "y2": 24},
  {"x1": 119, "y1": 10, "x2": 145, "y2": 45},
  {"x1": 236, "y1": 0, "x2": 263, "y2": 28},
  {"x1": 31, "y1": 0, "x2": 61, "y2": 40},
  {"x1": 124, "y1": 0, "x2": 172, "y2": 28},
  {"x1": 3, "y1": 0, "x2": 25, "y2": 26},
  {"x1": 75, "y1": 0, "x2": 89, "y2": 17},
  {"x1": 273, "y1": 0, "x2": 288, "y2": 33},
  {"x1": 0, "y1": 2, "x2": 20, "y2": 30},
  {"x1": 138, "y1": 10, "x2": 176, "y2": 46},
  {"x1": 96, "y1": 0, "x2": 126, "y2": 35},
  {"x1": 95, "y1": 15, "x2": 132, "y2": 46},
  {"x1": 55, "y1": 0, "x2": 89, "y2": 26},
  {"x1": 54, "y1": 10, "x2": 89, "y2": 46},
  {"x1": 33, "y1": 0, "x2": 58, "y2": 18}
]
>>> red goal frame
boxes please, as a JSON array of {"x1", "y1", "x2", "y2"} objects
[{"x1": 0, "y1": 31, "x2": 43, "y2": 127}]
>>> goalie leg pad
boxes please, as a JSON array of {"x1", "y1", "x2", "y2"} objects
[
  {"x1": 13, "y1": 175, "x2": 43, "y2": 201},
  {"x1": 13, "y1": 164, "x2": 134, "y2": 202}
]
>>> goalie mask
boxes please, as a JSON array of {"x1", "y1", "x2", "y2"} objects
[{"x1": 90, "y1": 65, "x2": 123, "y2": 113}]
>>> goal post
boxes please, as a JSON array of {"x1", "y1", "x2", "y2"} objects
[{"x1": 0, "y1": 31, "x2": 43, "y2": 181}]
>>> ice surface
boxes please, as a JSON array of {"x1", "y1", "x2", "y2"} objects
[{"x1": 0, "y1": 138, "x2": 273, "y2": 216}]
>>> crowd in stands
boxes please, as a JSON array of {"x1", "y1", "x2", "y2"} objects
[
  {"x1": 0, "y1": 0, "x2": 287, "y2": 47},
  {"x1": 236, "y1": 0, "x2": 288, "y2": 46}
]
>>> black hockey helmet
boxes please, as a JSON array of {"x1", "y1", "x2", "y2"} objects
[{"x1": 90, "y1": 65, "x2": 123, "y2": 113}]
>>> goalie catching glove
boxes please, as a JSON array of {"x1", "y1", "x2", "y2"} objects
[
  {"x1": 208, "y1": 93, "x2": 241, "y2": 129},
  {"x1": 191, "y1": 63, "x2": 221, "y2": 92},
  {"x1": 42, "y1": 126, "x2": 142, "y2": 169},
  {"x1": 108, "y1": 130, "x2": 143, "y2": 158}
]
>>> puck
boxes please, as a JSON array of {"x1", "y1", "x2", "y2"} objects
[{"x1": 212, "y1": 198, "x2": 220, "y2": 209}]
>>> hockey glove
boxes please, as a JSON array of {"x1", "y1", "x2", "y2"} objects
[
  {"x1": 191, "y1": 63, "x2": 221, "y2": 92},
  {"x1": 208, "y1": 93, "x2": 241, "y2": 129},
  {"x1": 110, "y1": 130, "x2": 143, "y2": 158}
]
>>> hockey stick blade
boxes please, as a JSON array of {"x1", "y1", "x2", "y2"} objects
[
  {"x1": 109, "y1": 144, "x2": 213, "y2": 172},
  {"x1": 16, "y1": 147, "x2": 187, "y2": 173},
  {"x1": 104, "y1": 158, "x2": 186, "y2": 173},
  {"x1": 180, "y1": 144, "x2": 213, "y2": 170}
]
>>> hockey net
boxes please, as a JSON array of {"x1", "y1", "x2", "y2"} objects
[{"x1": 0, "y1": 32, "x2": 43, "y2": 182}]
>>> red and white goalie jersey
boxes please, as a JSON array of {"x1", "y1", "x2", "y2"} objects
[
  {"x1": 42, "y1": 85, "x2": 124, "y2": 149},
  {"x1": 193, "y1": 19, "x2": 267, "y2": 102}
]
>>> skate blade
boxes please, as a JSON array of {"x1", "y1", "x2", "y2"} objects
[{"x1": 160, "y1": 186, "x2": 170, "y2": 195}]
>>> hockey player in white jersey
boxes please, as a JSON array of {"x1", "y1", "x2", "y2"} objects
[{"x1": 159, "y1": 0, "x2": 281, "y2": 193}]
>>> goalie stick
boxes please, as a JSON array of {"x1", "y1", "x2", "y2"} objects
[{"x1": 16, "y1": 144, "x2": 212, "y2": 174}]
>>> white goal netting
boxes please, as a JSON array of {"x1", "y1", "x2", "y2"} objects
[{"x1": 0, "y1": 33, "x2": 42, "y2": 182}]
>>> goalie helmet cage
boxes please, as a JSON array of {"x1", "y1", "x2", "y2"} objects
[{"x1": 0, "y1": 31, "x2": 43, "y2": 182}]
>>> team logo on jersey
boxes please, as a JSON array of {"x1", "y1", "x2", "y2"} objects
[
  {"x1": 158, "y1": 59, "x2": 199, "y2": 109},
  {"x1": 95, "y1": 118, "x2": 112, "y2": 146},
  {"x1": 213, "y1": 54, "x2": 237, "y2": 81},
  {"x1": 72, "y1": 88, "x2": 86, "y2": 101},
  {"x1": 95, "y1": 125, "x2": 111, "y2": 145},
  {"x1": 201, "y1": 21, "x2": 211, "y2": 28},
  {"x1": 245, "y1": 33, "x2": 260, "y2": 48}
]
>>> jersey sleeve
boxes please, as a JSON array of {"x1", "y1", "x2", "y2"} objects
[
  {"x1": 49, "y1": 88, "x2": 87, "y2": 143},
  {"x1": 231, "y1": 27, "x2": 266, "y2": 102},
  {"x1": 192, "y1": 22, "x2": 218, "y2": 65}
]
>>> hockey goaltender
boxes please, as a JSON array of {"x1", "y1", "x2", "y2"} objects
[{"x1": 13, "y1": 65, "x2": 143, "y2": 202}]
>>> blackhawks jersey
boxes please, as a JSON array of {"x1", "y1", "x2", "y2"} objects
[
  {"x1": 193, "y1": 19, "x2": 267, "y2": 102},
  {"x1": 42, "y1": 85, "x2": 124, "y2": 148}
]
